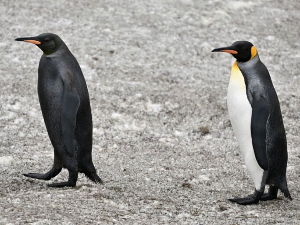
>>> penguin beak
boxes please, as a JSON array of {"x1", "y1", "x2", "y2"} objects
[
  {"x1": 212, "y1": 47, "x2": 238, "y2": 54},
  {"x1": 15, "y1": 37, "x2": 41, "y2": 45}
]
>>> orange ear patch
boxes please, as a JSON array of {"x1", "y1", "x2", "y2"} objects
[
  {"x1": 250, "y1": 46, "x2": 257, "y2": 60},
  {"x1": 24, "y1": 40, "x2": 41, "y2": 45},
  {"x1": 221, "y1": 49, "x2": 238, "y2": 54}
]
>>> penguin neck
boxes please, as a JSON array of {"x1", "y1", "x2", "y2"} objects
[
  {"x1": 230, "y1": 54, "x2": 260, "y2": 90},
  {"x1": 237, "y1": 54, "x2": 260, "y2": 80},
  {"x1": 45, "y1": 42, "x2": 69, "y2": 58},
  {"x1": 238, "y1": 54, "x2": 260, "y2": 66},
  {"x1": 234, "y1": 54, "x2": 262, "y2": 94}
]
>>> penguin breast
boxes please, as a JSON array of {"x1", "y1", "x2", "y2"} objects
[{"x1": 227, "y1": 62, "x2": 264, "y2": 190}]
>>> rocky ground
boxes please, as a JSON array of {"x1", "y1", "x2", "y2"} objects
[{"x1": 0, "y1": 0, "x2": 300, "y2": 224}]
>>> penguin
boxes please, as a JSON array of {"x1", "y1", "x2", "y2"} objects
[
  {"x1": 15, "y1": 33, "x2": 102, "y2": 187},
  {"x1": 212, "y1": 41, "x2": 292, "y2": 205}
]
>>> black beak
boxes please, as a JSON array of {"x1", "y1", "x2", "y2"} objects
[
  {"x1": 15, "y1": 36, "x2": 41, "y2": 45},
  {"x1": 212, "y1": 46, "x2": 238, "y2": 54}
]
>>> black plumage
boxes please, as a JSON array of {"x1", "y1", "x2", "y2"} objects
[
  {"x1": 238, "y1": 55, "x2": 290, "y2": 197},
  {"x1": 16, "y1": 33, "x2": 102, "y2": 187}
]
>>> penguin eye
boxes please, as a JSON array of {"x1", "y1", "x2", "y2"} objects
[{"x1": 44, "y1": 39, "x2": 50, "y2": 42}]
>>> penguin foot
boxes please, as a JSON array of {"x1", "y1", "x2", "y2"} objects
[
  {"x1": 23, "y1": 173, "x2": 51, "y2": 180},
  {"x1": 260, "y1": 186, "x2": 278, "y2": 201},
  {"x1": 260, "y1": 193, "x2": 277, "y2": 201},
  {"x1": 228, "y1": 196, "x2": 259, "y2": 205},
  {"x1": 23, "y1": 167, "x2": 62, "y2": 180},
  {"x1": 48, "y1": 181, "x2": 76, "y2": 188},
  {"x1": 229, "y1": 190, "x2": 263, "y2": 205},
  {"x1": 48, "y1": 167, "x2": 78, "y2": 188}
]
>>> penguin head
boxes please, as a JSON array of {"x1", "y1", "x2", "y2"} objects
[
  {"x1": 212, "y1": 41, "x2": 257, "y2": 62},
  {"x1": 15, "y1": 33, "x2": 63, "y2": 55}
]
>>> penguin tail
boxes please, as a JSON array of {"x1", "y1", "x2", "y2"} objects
[
  {"x1": 84, "y1": 171, "x2": 103, "y2": 184},
  {"x1": 282, "y1": 189, "x2": 292, "y2": 201}
]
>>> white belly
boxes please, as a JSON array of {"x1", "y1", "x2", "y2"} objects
[{"x1": 227, "y1": 62, "x2": 264, "y2": 190}]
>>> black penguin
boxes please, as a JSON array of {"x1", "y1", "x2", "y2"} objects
[
  {"x1": 212, "y1": 41, "x2": 292, "y2": 205},
  {"x1": 16, "y1": 33, "x2": 102, "y2": 187}
]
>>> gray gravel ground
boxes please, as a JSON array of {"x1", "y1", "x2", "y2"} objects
[{"x1": 1, "y1": 0, "x2": 300, "y2": 224}]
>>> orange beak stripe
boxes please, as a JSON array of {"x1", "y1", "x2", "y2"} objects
[
  {"x1": 24, "y1": 40, "x2": 41, "y2": 45},
  {"x1": 221, "y1": 50, "x2": 238, "y2": 54}
]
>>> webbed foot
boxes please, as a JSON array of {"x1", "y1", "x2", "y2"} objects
[
  {"x1": 229, "y1": 190, "x2": 263, "y2": 205},
  {"x1": 23, "y1": 167, "x2": 62, "y2": 180}
]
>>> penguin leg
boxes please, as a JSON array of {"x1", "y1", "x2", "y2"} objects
[
  {"x1": 48, "y1": 159, "x2": 78, "y2": 188},
  {"x1": 23, "y1": 166, "x2": 62, "y2": 180},
  {"x1": 260, "y1": 186, "x2": 278, "y2": 201},
  {"x1": 48, "y1": 168, "x2": 78, "y2": 187},
  {"x1": 228, "y1": 189, "x2": 264, "y2": 205}
]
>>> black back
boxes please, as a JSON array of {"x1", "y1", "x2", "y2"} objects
[{"x1": 237, "y1": 55, "x2": 288, "y2": 186}]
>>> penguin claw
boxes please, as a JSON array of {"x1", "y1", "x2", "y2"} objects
[{"x1": 228, "y1": 198, "x2": 238, "y2": 203}]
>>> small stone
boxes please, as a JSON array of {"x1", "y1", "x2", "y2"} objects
[
  {"x1": 219, "y1": 205, "x2": 228, "y2": 211},
  {"x1": 182, "y1": 182, "x2": 192, "y2": 188},
  {"x1": 199, "y1": 126, "x2": 210, "y2": 135}
]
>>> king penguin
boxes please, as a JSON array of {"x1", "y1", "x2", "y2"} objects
[
  {"x1": 212, "y1": 41, "x2": 292, "y2": 205},
  {"x1": 15, "y1": 33, "x2": 102, "y2": 187}
]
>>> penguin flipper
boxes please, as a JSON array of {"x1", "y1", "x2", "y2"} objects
[
  {"x1": 61, "y1": 70, "x2": 80, "y2": 158},
  {"x1": 251, "y1": 93, "x2": 269, "y2": 171}
]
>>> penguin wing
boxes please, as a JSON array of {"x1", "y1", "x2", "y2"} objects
[
  {"x1": 251, "y1": 92, "x2": 269, "y2": 170},
  {"x1": 61, "y1": 70, "x2": 80, "y2": 158}
]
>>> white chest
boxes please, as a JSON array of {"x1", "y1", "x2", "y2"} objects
[{"x1": 226, "y1": 62, "x2": 264, "y2": 190}]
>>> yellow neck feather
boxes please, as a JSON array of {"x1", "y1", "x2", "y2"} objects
[{"x1": 230, "y1": 61, "x2": 246, "y2": 90}]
